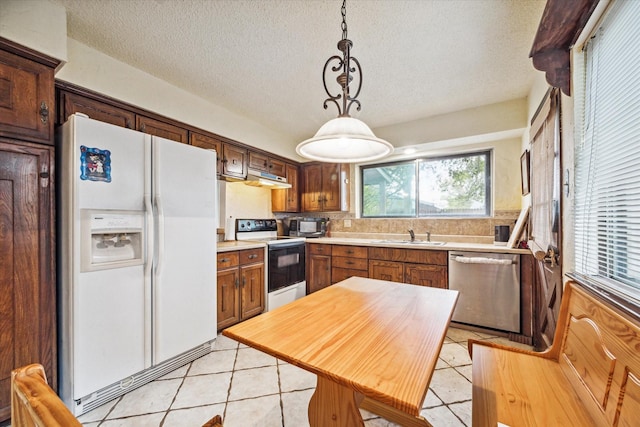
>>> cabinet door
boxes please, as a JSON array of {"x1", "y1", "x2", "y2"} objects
[
  {"x1": 222, "y1": 144, "x2": 247, "y2": 178},
  {"x1": 272, "y1": 163, "x2": 300, "y2": 212},
  {"x1": 240, "y1": 263, "x2": 264, "y2": 319},
  {"x1": 269, "y1": 158, "x2": 286, "y2": 177},
  {"x1": 405, "y1": 264, "x2": 448, "y2": 288},
  {"x1": 302, "y1": 163, "x2": 323, "y2": 212},
  {"x1": 190, "y1": 132, "x2": 222, "y2": 176},
  {"x1": 0, "y1": 49, "x2": 54, "y2": 144},
  {"x1": 248, "y1": 151, "x2": 269, "y2": 172},
  {"x1": 285, "y1": 163, "x2": 299, "y2": 212},
  {"x1": 0, "y1": 142, "x2": 55, "y2": 420},
  {"x1": 59, "y1": 91, "x2": 135, "y2": 129},
  {"x1": 217, "y1": 268, "x2": 240, "y2": 330},
  {"x1": 332, "y1": 267, "x2": 368, "y2": 284},
  {"x1": 321, "y1": 163, "x2": 341, "y2": 211},
  {"x1": 368, "y1": 260, "x2": 404, "y2": 282},
  {"x1": 136, "y1": 115, "x2": 188, "y2": 143},
  {"x1": 308, "y1": 254, "x2": 331, "y2": 293}
]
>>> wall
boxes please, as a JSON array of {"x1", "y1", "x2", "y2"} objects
[
  {"x1": 0, "y1": 0, "x2": 67, "y2": 63},
  {"x1": 55, "y1": 39, "x2": 299, "y2": 161},
  {"x1": 222, "y1": 181, "x2": 273, "y2": 223},
  {"x1": 375, "y1": 98, "x2": 527, "y2": 150}
]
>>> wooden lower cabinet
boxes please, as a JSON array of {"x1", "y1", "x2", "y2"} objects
[
  {"x1": 331, "y1": 245, "x2": 368, "y2": 284},
  {"x1": 368, "y1": 260, "x2": 404, "y2": 282},
  {"x1": 405, "y1": 263, "x2": 447, "y2": 288},
  {"x1": 217, "y1": 248, "x2": 265, "y2": 330},
  {"x1": 307, "y1": 243, "x2": 332, "y2": 293},
  {"x1": 368, "y1": 248, "x2": 448, "y2": 289}
]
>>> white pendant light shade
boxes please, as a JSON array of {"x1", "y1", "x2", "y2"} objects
[{"x1": 296, "y1": 117, "x2": 393, "y2": 163}]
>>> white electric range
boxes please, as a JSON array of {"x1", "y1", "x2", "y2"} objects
[{"x1": 235, "y1": 219, "x2": 306, "y2": 311}]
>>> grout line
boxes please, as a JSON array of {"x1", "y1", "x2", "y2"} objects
[
  {"x1": 276, "y1": 359, "x2": 285, "y2": 427},
  {"x1": 222, "y1": 341, "x2": 240, "y2": 422},
  {"x1": 158, "y1": 361, "x2": 193, "y2": 426}
]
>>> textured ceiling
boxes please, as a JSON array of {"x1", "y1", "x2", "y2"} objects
[{"x1": 52, "y1": 0, "x2": 546, "y2": 150}]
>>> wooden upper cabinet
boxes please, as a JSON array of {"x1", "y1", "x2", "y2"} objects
[
  {"x1": 221, "y1": 143, "x2": 247, "y2": 179},
  {"x1": 59, "y1": 91, "x2": 135, "y2": 129},
  {"x1": 0, "y1": 47, "x2": 56, "y2": 145},
  {"x1": 190, "y1": 132, "x2": 222, "y2": 175},
  {"x1": 302, "y1": 163, "x2": 349, "y2": 212},
  {"x1": 136, "y1": 115, "x2": 188, "y2": 143},
  {"x1": 248, "y1": 150, "x2": 286, "y2": 176},
  {"x1": 272, "y1": 162, "x2": 300, "y2": 213},
  {"x1": 302, "y1": 163, "x2": 323, "y2": 212}
]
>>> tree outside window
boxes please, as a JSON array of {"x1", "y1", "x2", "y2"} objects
[{"x1": 361, "y1": 151, "x2": 491, "y2": 218}]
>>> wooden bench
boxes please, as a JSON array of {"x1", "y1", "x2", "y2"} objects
[
  {"x1": 11, "y1": 363, "x2": 223, "y2": 427},
  {"x1": 468, "y1": 280, "x2": 640, "y2": 427}
]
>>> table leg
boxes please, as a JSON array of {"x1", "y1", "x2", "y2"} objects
[
  {"x1": 360, "y1": 397, "x2": 432, "y2": 427},
  {"x1": 308, "y1": 376, "x2": 365, "y2": 427}
]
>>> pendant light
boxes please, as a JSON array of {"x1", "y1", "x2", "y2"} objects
[{"x1": 296, "y1": 0, "x2": 393, "y2": 163}]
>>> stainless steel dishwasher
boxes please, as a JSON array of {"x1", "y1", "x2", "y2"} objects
[{"x1": 448, "y1": 251, "x2": 520, "y2": 333}]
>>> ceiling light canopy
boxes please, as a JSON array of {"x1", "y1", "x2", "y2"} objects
[{"x1": 296, "y1": 0, "x2": 393, "y2": 163}]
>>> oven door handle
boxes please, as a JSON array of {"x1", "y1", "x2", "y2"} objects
[{"x1": 270, "y1": 241, "x2": 306, "y2": 249}]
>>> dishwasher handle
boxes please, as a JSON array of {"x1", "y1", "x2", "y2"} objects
[{"x1": 451, "y1": 255, "x2": 515, "y2": 265}]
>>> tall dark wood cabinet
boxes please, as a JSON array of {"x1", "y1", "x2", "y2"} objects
[{"x1": 0, "y1": 38, "x2": 58, "y2": 423}]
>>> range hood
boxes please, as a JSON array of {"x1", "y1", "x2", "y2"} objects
[{"x1": 244, "y1": 168, "x2": 291, "y2": 189}]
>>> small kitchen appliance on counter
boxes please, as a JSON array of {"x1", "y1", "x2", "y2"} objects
[
  {"x1": 288, "y1": 217, "x2": 329, "y2": 237},
  {"x1": 235, "y1": 219, "x2": 307, "y2": 311}
]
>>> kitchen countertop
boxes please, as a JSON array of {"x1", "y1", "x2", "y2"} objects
[
  {"x1": 307, "y1": 237, "x2": 529, "y2": 254},
  {"x1": 217, "y1": 240, "x2": 267, "y2": 252}
]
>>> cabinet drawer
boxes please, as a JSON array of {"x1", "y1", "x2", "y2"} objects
[
  {"x1": 217, "y1": 252, "x2": 239, "y2": 269},
  {"x1": 368, "y1": 247, "x2": 447, "y2": 265},
  {"x1": 332, "y1": 267, "x2": 368, "y2": 284},
  {"x1": 239, "y1": 248, "x2": 264, "y2": 264},
  {"x1": 308, "y1": 243, "x2": 331, "y2": 255},
  {"x1": 332, "y1": 256, "x2": 368, "y2": 270},
  {"x1": 332, "y1": 245, "x2": 367, "y2": 258}
]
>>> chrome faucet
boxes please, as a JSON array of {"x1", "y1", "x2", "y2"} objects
[
  {"x1": 408, "y1": 229, "x2": 415, "y2": 242},
  {"x1": 426, "y1": 231, "x2": 431, "y2": 242}
]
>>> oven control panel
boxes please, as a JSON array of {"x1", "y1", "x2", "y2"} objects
[{"x1": 236, "y1": 219, "x2": 278, "y2": 232}]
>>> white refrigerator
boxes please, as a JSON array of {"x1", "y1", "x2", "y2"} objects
[{"x1": 58, "y1": 114, "x2": 217, "y2": 415}]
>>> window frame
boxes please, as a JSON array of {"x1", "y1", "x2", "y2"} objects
[
  {"x1": 360, "y1": 150, "x2": 492, "y2": 219},
  {"x1": 571, "y1": 0, "x2": 640, "y2": 314}
]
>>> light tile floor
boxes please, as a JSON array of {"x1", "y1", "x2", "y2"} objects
[{"x1": 67, "y1": 327, "x2": 531, "y2": 427}]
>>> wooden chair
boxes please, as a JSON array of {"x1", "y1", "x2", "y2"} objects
[
  {"x1": 11, "y1": 364, "x2": 82, "y2": 427},
  {"x1": 11, "y1": 363, "x2": 223, "y2": 427}
]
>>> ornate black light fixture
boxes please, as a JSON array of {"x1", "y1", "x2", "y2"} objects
[{"x1": 296, "y1": 0, "x2": 393, "y2": 163}]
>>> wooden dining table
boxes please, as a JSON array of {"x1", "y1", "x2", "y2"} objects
[{"x1": 223, "y1": 276, "x2": 459, "y2": 427}]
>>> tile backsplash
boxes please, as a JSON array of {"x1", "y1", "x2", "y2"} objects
[{"x1": 276, "y1": 210, "x2": 521, "y2": 244}]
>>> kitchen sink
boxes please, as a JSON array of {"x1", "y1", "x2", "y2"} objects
[{"x1": 372, "y1": 239, "x2": 446, "y2": 246}]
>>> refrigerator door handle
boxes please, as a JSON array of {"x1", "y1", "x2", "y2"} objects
[
  {"x1": 155, "y1": 195, "x2": 165, "y2": 277},
  {"x1": 144, "y1": 195, "x2": 154, "y2": 277}
]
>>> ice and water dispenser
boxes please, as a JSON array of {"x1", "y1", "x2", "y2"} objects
[{"x1": 81, "y1": 210, "x2": 144, "y2": 271}]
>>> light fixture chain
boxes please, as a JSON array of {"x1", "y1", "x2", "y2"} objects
[
  {"x1": 341, "y1": 0, "x2": 347, "y2": 40},
  {"x1": 322, "y1": 0, "x2": 362, "y2": 117}
]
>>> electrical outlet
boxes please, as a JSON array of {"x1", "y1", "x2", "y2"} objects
[{"x1": 344, "y1": 219, "x2": 352, "y2": 228}]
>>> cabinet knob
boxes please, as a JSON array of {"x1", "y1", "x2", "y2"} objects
[
  {"x1": 248, "y1": 254, "x2": 257, "y2": 259},
  {"x1": 39, "y1": 101, "x2": 49, "y2": 124}
]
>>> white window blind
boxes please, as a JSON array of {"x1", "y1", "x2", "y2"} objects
[{"x1": 574, "y1": 0, "x2": 640, "y2": 303}]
